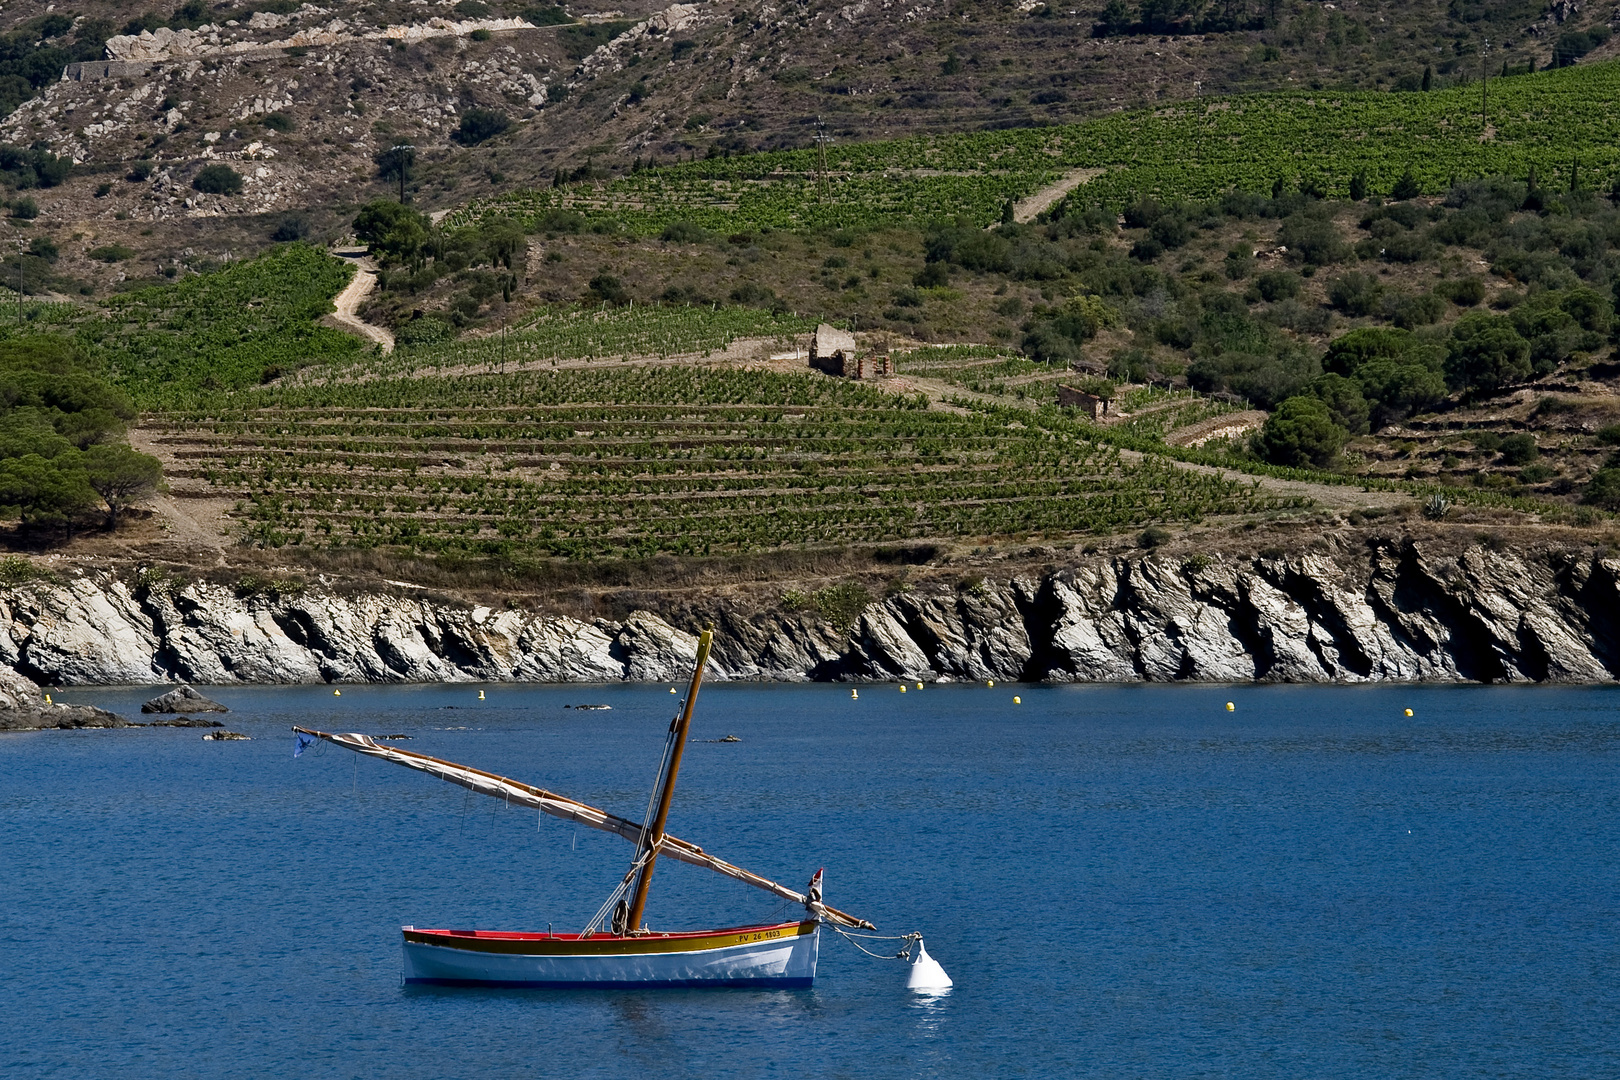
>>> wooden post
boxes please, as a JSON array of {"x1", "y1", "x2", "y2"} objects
[{"x1": 623, "y1": 629, "x2": 713, "y2": 933}]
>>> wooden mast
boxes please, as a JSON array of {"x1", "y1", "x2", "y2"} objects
[{"x1": 624, "y1": 628, "x2": 713, "y2": 934}]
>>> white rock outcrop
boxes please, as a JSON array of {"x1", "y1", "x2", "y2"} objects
[{"x1": 2, "y1": 543, "x2": 1617, "y2": 686}]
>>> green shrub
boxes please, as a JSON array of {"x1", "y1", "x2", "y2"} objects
[
  {"x1": 812, "y1": 583, "x2": 872, "y2": 627},
  {"x1": 1436, "y1": 277, "x2": 1486, "y2": 306},
  {"x1": 1445, "y1": 312, "x2": 1531, "y2": 393},
  {"x1": 1497, "y1": 433, "x2": 1538, "y2": 465},
  {"x1": 233, "y1": 574, "x2": 306, "y2": 600},
  {"x1": 1139, "y1": 525, "x2": 1172, "y2": 548},
  {"x1": 192, "y1": 164, "x2": 243, "y2": 195},
  {"x1": 396, "y1": 315, "x2": 456, "y2": 347},
  {"x1": 87, "y1": 244, "x2": 135, "y2": 262},
  {"x1": 0, "y1": 554, "x2": 40, "y2": 586},
  {"x1": 1254, "y1": 270, "x2": 1301, "y2": 302},
  {"x1": 1306, "y1": 373, "x2": 1371, "y2": 435},
  {"x1": 353, "y1": 200, "x2": 429, "y2": 264},
  {"x1": 1583, "y1": 468, "x2": 1620, "y2": 509},
  {"x1": 1255, "y1": 396, "x2": 1347, "y2": 467},
  {"x1": 1327, "y1": 271, "x2": 1384, "y2": 316},
  {"x1": 453, "y1": 108, "x2": 511, "y2": 145},
  {"x1": 586, "y1": 273, "x2": 630, "y2": 306},
  {"x1": 524, "y1": 4, "x2": 572, "y2": 24},
  {"x1": 659, "y1": 219, "x2": 709, "y2": 244}
]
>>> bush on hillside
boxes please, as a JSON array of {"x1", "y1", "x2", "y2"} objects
[
  {"x1": 192, "y1": 164, "x2": 244, "y2": 196},
  {"x1": 1254, "y1": 396, "x2": 1347, "y2": 468},
  {"x1": 453, "y1": 108, "x2": 511, "y2": 145}
]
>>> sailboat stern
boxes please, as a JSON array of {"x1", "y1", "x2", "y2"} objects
[{"x1": 401, "y1": 920, "x2": 820, "y2": 989}]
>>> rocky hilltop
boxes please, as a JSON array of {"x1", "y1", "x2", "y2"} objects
[{"x1": 5, "y1": 539, "x2": 1618, "y2": 686}]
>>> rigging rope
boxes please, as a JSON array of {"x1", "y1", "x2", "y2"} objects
[
  {"x1": 580, "y1": 844, "x2": 659, "y2": 937},
  {"x1": 829, "y1": 925, "x2": 923, "y2": 962}
]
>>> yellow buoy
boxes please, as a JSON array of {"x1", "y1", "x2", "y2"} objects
[
  {"x1": 44, "y1": 694, "x2": 52, "y2": 704},
  {"x1": 1225, "y1": 701, "x2": 1234, "y2": 712},
  {"x1": 1013, "y1": 695, "x2": 1021, "y2": 704},
  {"x1": 987, "y1": 679, "x2": 995, "y2": 688},
  {"x1": 333, "y1": 689, "x2": 341, "y2": 696},
  {"x1": 916, "y1": 681, "x2": 923, "y2": 690},
  {"x1": 851, "y1": 689, "x2": 858, "y2": 699},
  {"x1": 900, "y1": 684, "x2": 907, "y2": 693},
  {"x1": 1404, "y1": 708, "x2": 1414, "y2": 717},
  {"x1": 670, "y1": 687, "x2": 678, "y2": 694},
  {"x1": 478, "y1": 689, "x2": 486, "y2": 700}
]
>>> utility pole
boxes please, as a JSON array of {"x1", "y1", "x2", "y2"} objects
[
  {"x1": 386, "y1": 143, "x2": 416, "y2": 204},
  {"x1": 812, "y1": 117, "x2": 834, "y2": 201}
]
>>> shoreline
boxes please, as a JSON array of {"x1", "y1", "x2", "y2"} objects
[{"x1": 5, "y1": 538, "x2": 1619, "y2": 689}]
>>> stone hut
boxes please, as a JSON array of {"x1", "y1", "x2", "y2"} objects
[
  {"x1": 809, "y1": 324, "x2": 858, "y2": 376},
  {"x1": 1057, "y1": 384, "x2": 1111, "y2": 420}
]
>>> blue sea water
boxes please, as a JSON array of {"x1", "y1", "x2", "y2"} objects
[{"x1": 2, "y1": 681, "x2": 1618, "y2": 1079}]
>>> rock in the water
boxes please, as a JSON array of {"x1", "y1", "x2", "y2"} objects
[
  {"x1": 202, "y1": 730, "x2": 250, "y2": 740},
  {"x1": 142, "y1": 685, "x2": 229, "y2": 714},
  {"x1": 0, "y1": 668, "x2": 129, "y2": 731},
  {"x1": 145, "y1": 716, "x2": 226, "y2": 728}
]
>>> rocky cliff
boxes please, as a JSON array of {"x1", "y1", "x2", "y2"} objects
[
  {"x1": 0, "y1": 668, "x2": 128, "y2": 731},
  {"x1": 4, "y1": 539, "x2": 1618, "y2": 687}
]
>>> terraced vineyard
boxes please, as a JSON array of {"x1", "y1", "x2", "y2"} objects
[
  {"x1": 147, "y1": 366, "x2": 1307, "y2": 560},
  {"x1": 290, "y1": 303, "x2": 818, "y2": 388},
  {"x1": 895, "y1": 347, "x2": 1067, "y2": 397},
  {"x1": 449, "y1": 60, "x2": 1620, "y2": 235}
]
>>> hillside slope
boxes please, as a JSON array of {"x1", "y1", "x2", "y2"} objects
[{"x1": 0, "y1": 0, "x2": 1613, "y2": 288}]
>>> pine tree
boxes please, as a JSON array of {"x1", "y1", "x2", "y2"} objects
[{"x1": 1390, "y1": 167, "x2": 1422, "y2": 201}]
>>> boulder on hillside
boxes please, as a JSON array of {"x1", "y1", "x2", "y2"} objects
[
  {"x1": 142, "y1": 685, "x2": 229, "y2": 714},
  {"x1": 0, "y1": 669, "x2": 131, "y2": 732}
]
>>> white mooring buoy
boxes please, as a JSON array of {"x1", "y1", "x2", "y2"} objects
[{"x1": 906, "y1": 938, "x2": 953, "y2": 993}]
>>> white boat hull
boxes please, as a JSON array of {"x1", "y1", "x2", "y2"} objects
[{"x1": 401, "y1": 920, "x2": 820, "y2": 989}]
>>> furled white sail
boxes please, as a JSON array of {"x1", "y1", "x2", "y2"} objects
[{"x1": 293, "y1": 727, "x2": 875, "y2": 930}]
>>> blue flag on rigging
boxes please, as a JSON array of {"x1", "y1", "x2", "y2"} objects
[{"x1": 294, "y1": 731, "x2": 316, "y2": 758}]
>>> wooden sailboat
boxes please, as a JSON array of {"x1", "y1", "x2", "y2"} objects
[{"x1": 293, "y1": 630, "x2": 876, "y2": 989}]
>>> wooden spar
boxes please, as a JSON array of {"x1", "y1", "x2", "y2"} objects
[
  {"x1": 624, "y1": 628, "x2": 713, "y2": 933},
  {"x1": 291, "y1": 724, "x2": 877, "y2": 930}
]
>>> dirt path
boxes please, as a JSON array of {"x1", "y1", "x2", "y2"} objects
[
  {"x1": 327, "y1": 254, "x2": 395, "y2": 353},
  {"x1": 125, "y1": 426, "x2": 232, "y2": 563},
  {"x1": 1012, "y1": 168, "x2": 1105, "y2": 224}
]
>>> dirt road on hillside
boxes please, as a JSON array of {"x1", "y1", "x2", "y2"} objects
[{"x1": 327, "y1": 254, "x2": 395, "y2": 353}]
